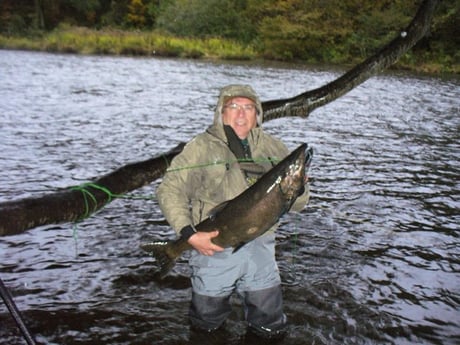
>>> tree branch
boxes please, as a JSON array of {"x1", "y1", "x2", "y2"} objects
[
  {"x1": 262, "y1": 0, "x2": 439, "y2": 121},
  {"x1": 0, "y1": 143, "x2": 185, "y2": 236}
]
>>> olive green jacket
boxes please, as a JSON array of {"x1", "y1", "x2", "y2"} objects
[{"x1": 157, "y1": 121, "x2": 310, "y2": 235}]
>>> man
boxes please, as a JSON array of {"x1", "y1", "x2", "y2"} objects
[{"x1": 156, "y1": 84, "x2": 309, "y2": 340}]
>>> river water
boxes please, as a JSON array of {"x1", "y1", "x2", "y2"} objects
[{"x1": 0, "y1": 50, "x2": 458, "y2": 345}]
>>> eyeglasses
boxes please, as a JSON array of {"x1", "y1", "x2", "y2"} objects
[{"x1": 224, "y1": 103, "x2": 256, "y2": 112}]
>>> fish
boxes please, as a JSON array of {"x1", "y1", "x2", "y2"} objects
[{"x1": 141, "y1": 143, "x2": 312, "y2": 278}]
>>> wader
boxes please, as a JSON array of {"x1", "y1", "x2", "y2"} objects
[{"x1": 188, "y1": 234, "x2": 287, "y2": 338}]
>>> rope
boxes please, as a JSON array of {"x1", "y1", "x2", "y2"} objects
[
  {"x1": 69, "y1": 183, "x2": 157, "y2": 245},
  {"x1": 166, "y1": 157, "x2": 281, "y2": 173},
  {"x1": 70, "y1": 182, "x2": 157, "y2": 219},
  {"x1": 283, "y1": 213, "x2": 302, "y2": 286},
  {"x1": 69, "y1": 156, "x2": 282, "y2": 216},
  {"x1": 67, "y1": 157, "x2": 284, "y2": 247}
]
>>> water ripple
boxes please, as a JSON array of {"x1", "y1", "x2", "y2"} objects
[{"x1": 0, "y1": 50, "x2": 459, "y2": 345}]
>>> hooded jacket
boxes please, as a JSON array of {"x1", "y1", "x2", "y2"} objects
[{"x1": 157, "y1": 85, "x2": 309, "y2": 235}]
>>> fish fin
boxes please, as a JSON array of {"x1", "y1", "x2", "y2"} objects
[
  {"x1": 140, "y1": 241, "x2": 177, "y2": 279},
  {"x1": 207, "y1": 201, "x2": 230, "y2": 220},
  {"x1": 232, "y1": 242, "x2": 248, "y2": 253}
]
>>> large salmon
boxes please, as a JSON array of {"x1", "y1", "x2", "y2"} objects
[{"x1": 141, "y1": 143, "x2": 312, "y2": 278}]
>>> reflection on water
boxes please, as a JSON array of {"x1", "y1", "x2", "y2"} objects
[{"x1": 0, "y1": 50, "x2": 459, "y2": 345}]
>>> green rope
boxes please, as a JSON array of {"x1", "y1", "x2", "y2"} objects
[
  {"x1": 166, "y1": 157, "x2": 281, "y2": 173},
  {"x1": 161, "y1": 154, "x2": 171, "y2": 168},
  {"x1": 70, "y1": 184, "x2": 99, "y2": 219},
  {"x1": 72, "y1": 223, "x2": 78, "y2": 241},
  {"x1": 71, "y1": 182, "x2": 156, "y2": 208},
  {"x1": 67, "y1": 157, "x2": 282, "y2": 223},
  {"x1": 69, "y1": 182, "x2": 157, "y2": 247},
  {"x1": 67, "y1": 156, "x2": 282, "y2": 245},
  {"x1": 284, "y1": 213, "x2": 301, "y2": 286}
]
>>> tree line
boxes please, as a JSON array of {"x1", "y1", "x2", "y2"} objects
[{"x1": 0, "y1": 0, "x2": 458, "y2": 71}]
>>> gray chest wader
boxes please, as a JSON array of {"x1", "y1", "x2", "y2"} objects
[{"x1": 188, "y1": 126, "x2": 287, "y2": 339}]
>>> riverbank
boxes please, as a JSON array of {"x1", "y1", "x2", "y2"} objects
[
  {"x1": 0, "y1": 27, "x2": 457, "y2": 76},
  {"x1": 0, "y1": 28, "x2": 256, "y2": 60}
]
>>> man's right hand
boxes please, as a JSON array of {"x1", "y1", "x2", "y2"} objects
[{"x1": 188, "y1": 230, "x2": 224, "y2": 256}]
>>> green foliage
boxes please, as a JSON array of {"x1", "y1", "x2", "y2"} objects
[
  {"x1": 0, "y1": 26, "x2": 256, "y2": 60},
  {"x1": 346, "y1": 1, "x2": 415, "y2": 59},
  {"x1": 5, "y1": 14, "x2": 28, "y2": 35},
  {"x1": 66, "y1": 0, "x2": 102, "y2": 25},
  {"x1": 100, "y1": 0, "x2": 129, "y2": 27},
  {"x1": 156, "y1": 0, "x2": 257, "y2": 43},
  {"x1": 430, "y1": 0, "x2": 460, "y2": 56},
  {"x1": 0, "y1": 0, "x2": 458, "y2": 74},
  {"x1": 126, "y1": 0, "x2": 147, "y2": 28},
  {"x1": 255, "y1": 1, "x2": 354, "y2": 62}
]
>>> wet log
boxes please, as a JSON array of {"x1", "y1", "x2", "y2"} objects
[
  {"x1": 0, "y1": 0, "x2": 438, "y2": 236},
  {"x1": 0, "y1": 143, "x2": 185, "y2": 236}
]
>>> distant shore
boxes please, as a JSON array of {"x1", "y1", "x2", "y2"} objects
[{"x1": 1, "y1": 27, "x2": 457, "y2": 76}]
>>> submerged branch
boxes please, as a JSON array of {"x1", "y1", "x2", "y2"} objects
[{"x1": 0, "y1": 143, "x2": 185, "y2": 236}]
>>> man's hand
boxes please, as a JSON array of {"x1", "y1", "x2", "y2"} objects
[{"x1": 188, "y1": 230, "x2": 224, "y2": 256}]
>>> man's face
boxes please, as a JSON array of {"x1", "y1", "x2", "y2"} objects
[{"x1": 222, "y1": 97, "x2": 257, "y2": 139}]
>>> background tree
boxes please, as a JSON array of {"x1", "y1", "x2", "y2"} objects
[
  {"x1": 126, "y1": 0, "x2": 147, "y2": 28},
  {"x1": 34, "y1": 0, "x2": 45, "y2": 30},
  {"x1": 427, "y1": 0, "x2": 459, "y2": 61},
  {"x1": 156, "y1": 0, "x2": 256, "y2": 42},
  {"x1": 101, "y1": 0, "x2": 129, "y2": 27},
  {"x1": 248, "y1": 0, "x2": 417, "y2": 63},
  {"x1": 0, "y1": 0, "x2": 33, "y2": 34}
]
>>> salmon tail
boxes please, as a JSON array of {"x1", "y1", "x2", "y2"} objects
[{"x1": 140, "y1": 241, "x2": 177, "y2": 278}]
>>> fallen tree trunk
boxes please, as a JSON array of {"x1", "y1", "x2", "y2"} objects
[
  {"x1": 0, "y1": 0, "x2": 439, "y2": 237},
  {"x1": 0, "y1": 143, "x2": 184, "y2": 236}
]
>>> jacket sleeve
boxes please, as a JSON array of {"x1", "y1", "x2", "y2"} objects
[{"x1": 156, "y1": 139, "x2": 200, "y2": 235}]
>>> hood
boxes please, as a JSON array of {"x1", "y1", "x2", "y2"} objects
[{"x1": 213, "y1": 84, "x2": 264, "y2": 126}]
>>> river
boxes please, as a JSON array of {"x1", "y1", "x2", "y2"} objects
[{"x1": 0, "y1": 50, "x2": 459, "y2": 345}]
